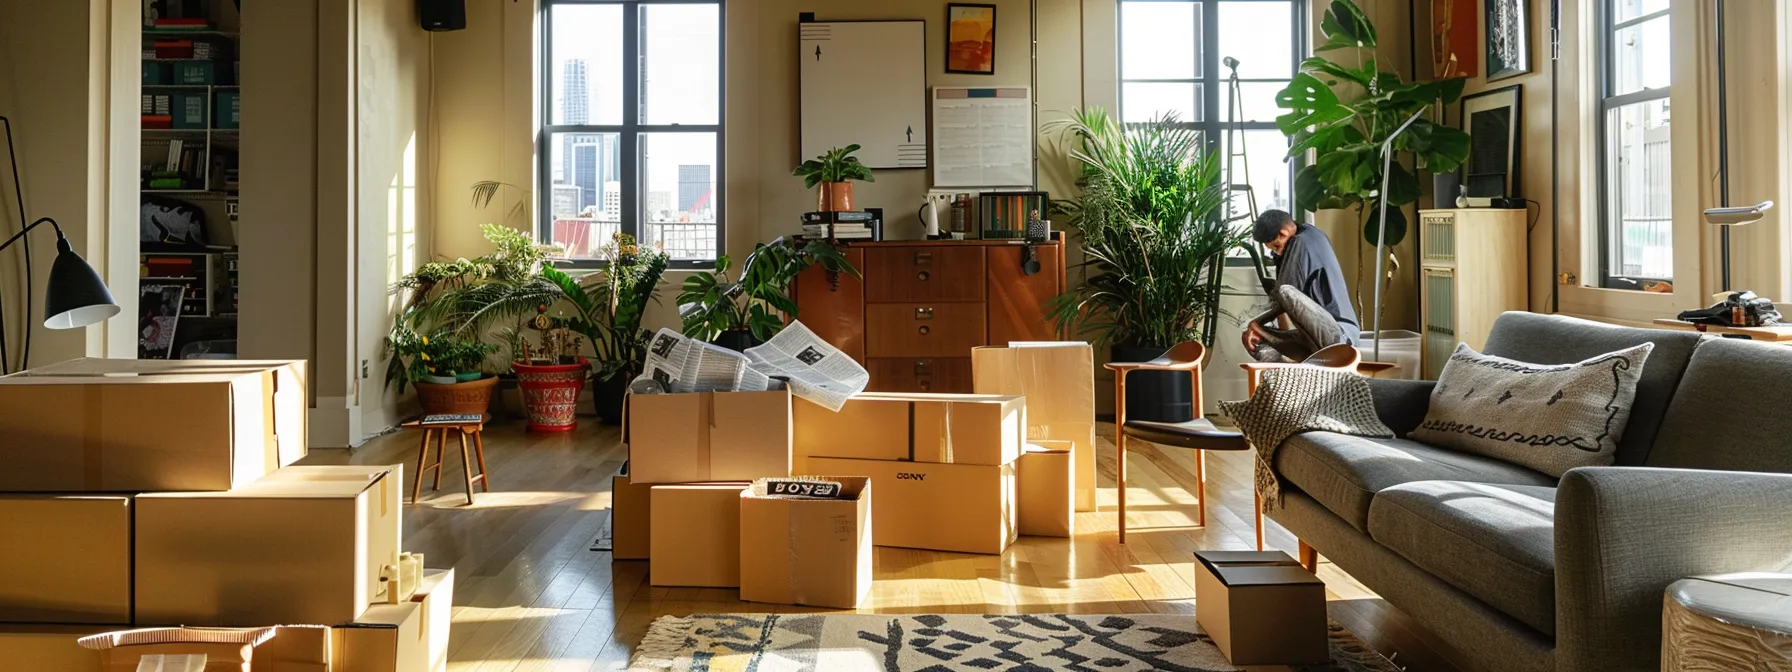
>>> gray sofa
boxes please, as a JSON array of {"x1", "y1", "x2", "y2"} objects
[{"x1": 1267, "y1": 312, "x2": 1792, "y2": 671}]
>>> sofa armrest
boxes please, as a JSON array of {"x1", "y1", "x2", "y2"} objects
[
  {"x1": 1363, "y1": 378, "x2": 1433, "y2": 436},
  {"x1": 1555, "y1": 467, "x2": 1792, "y2": 671}
]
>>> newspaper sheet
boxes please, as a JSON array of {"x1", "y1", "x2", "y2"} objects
[
  {"x1": 742, "y1": 321, "x2": 869, "y2": 412},
  {"x1": 639, "y1": 328, "x2": 770, "y2": 393}
]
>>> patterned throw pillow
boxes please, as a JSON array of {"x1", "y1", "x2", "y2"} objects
[{"x1": 1409, "y1": 342, "x2": 1654, "y2": 477}]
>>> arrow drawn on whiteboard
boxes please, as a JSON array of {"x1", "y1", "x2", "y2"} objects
[
  {"x1": 815, "y1": 45, "x2": 822, "y2": 61},
  {"x1": 906, "y1": 126, "x2": 913, "y2": 142}
]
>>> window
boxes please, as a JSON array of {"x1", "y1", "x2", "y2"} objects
[
  {"x1": 1118, "y1": 0, "x2": 1304, "y2": 221},
  {"x1": 540, "y1": 0, "x2": 723, "y2": 264},
  {"x1": 1597, "y1": 0, "x2": 1671, "y2": 288}
]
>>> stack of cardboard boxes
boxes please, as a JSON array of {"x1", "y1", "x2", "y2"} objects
[{"x1": 0, "y1": 358, "x2": 452, "y2": 671}]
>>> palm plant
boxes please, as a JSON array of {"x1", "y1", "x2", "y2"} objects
[{"x1": 1046, "y1": 108, "x2": 1242, "y2": 349}]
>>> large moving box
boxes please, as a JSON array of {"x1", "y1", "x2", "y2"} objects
[
  {"x1": 0, "y1": 496, "x2": 131, "y2": 624},
  {"x1": 336, "y1": 567, "x2": 454, "y2": 672},
  {"x1": 1016, "y1": 442, "x2": 1073, "y2": 538},
  {"x1": 0, "y1": 626, "x2": 106, "y2": 671},
  {"x1": 628, "y1": 390, "x2": 791, "y2": 484},
  {"x1": 802, "y1": 457, "x2": 1016, "y2": 555},
  {"x1": 0, "y1": 358, "x2": 308, "y2": 491},
  {"x1": 650, "y1": 484, "x2": 749, "y2": 587},
  {"x1": 611, "y1": 475, "x2": 652, "y2": 560},
  {"x1": 135, "y1": 465, "x2": 403, "y2": 626},
  {"x1": 739, "y1": 477, "x2": 872, "y2": 609},
  {"x1": 1193, "y1": 551, "x2": 1328, "y2": 666},
  {"x1": 794, "y1": 393, "x2": 1025, "y2": 467},
  {"x1": 972, "y1": 344, "x2": 1097, "y2": 511}
]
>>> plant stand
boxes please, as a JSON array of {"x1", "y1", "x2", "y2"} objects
[{"x1": 513, "y1": 361, "x2": 588, "y2": 432}]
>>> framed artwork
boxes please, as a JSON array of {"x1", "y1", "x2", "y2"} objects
[
  {"x1": 1430, "y1": 0, "x2": 1478, "y2": 79},
  {"x1": 946, "y1": 3, "x2": 997, "y2": 75},
  {"x1": 1485, "y1": 0, "x2": 1531, "y2": 81},
  {"x1": 138, "y1": 284, "x2": 188, "y2": 359},
  {"x1": 1460, "y1": 85, "x2": 1523, "y2": 202}
]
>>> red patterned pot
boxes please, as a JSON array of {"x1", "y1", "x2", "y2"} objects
[{"x1": 512, "y1": 360, "x2": 589, "y2": 432}]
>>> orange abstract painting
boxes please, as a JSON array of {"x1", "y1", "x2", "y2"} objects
[{"x1": 946, "y1": 4, "x2": 996, "y2": 74}]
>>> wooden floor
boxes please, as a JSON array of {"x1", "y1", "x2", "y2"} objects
[{"x1": 302, "y1": 416, "x2": 1468, "y2": 672}]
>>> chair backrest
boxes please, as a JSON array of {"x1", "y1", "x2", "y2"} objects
[
  {"x1": 1241, "y1": 343, "x2": 1362, "y2": 395},
  {"x1": 1151, "y1": 341, "x2": 1207, "y2": 367}
]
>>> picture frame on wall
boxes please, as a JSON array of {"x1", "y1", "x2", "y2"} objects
[
  {"x1": 1459, "y1": 85, "x2": 1523, "y2": 205},
  {"x1": 946, "y1": 3, "x2": 997, "y2": 75},
  {"x1": 1431, "y1": 0, "x2": 1478, "y2": 79},
  {"x1": 1485, "y1": 0, "x2": 1531, "y2": 81}
]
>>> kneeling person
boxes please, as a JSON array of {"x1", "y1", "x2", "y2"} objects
[{"x1": 1243, "y1": 210, "x2": 1360, "y2": 362}]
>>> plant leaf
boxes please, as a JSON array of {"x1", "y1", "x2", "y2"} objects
[{"x1": 1363, "y1": 201, "x2": 1407, "y2": 247}]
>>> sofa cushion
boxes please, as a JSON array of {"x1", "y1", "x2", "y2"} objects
[
  {"x1": 1481, "y1": 312, "x2": 1704, "y2": 466},
  {"x1": 1647, "y1": 337, "x2": 1792, "y2": 474},
  {"x1": 1275, "y1": 432, "x2": 1558, "y2": 532},
  {"x1": 1368, "y1": 481, "x2": 1558, "y2": 635}
]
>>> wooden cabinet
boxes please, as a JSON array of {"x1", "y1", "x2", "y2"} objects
[
  {"x1": 1417, "y1": 209, "x2": 1528, "y2": 378},
  {"x1": 794, "y1": 240, "x2": 1067, "y2": 393}
]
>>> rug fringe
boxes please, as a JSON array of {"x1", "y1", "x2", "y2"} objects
[{"x1": 628, "y1": 615, "x2": 696, "y2": 671}]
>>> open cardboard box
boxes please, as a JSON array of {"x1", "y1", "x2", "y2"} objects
[
  {"x1": 972, "y1": 344, "x2": 1097, "y2": 511},
  {"x1": 739, "y1": 476, "x2": 872, "y2": 609},
  {"x1": 1193, "y1": 550, "x2": 1328, "y2": 665},
  {"x1": 628, "y1": 390, "x2": 791, "y2": 485},
  {"x1": 794, "y1": 393, "x2": 1024, "y2": 467},
  {"x1": 0, "y1": 358, "x2": 307, "y2": 491}
]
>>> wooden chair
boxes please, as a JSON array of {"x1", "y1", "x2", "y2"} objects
[{"x1": 1105, "y1": 342, "x2": 1250, "y2": 544}]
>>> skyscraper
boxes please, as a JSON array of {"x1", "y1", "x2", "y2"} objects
[
  {"x1": 676, "y1": 164, "x2": 711, "y2": 212},
  {"x1": 560, "y1": 59, "x2": 618, "y2": 215},
  {"x1": 572, "y1": 142, "x2": 599, "y2": 212},
  {"x1": 559, "y1": 60, "x2": 589, "y2": 186}
]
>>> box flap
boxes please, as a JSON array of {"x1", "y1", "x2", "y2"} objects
[
  {"x1": 1195, "y1": 550, "x2": 1299, "y2": 566},
  {"x1": 346, "y1": 603, "x2": 416, "y2": 629},
  {"x1": 1210, "y1": 565, "x2": 1324, "y2": 587}
]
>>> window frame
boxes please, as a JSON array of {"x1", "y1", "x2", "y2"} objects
[
  {"x1": 1594, "y1": 3, "x2": 1672, "y2": 289},
  {"x1": 537, "y1": 0, "x2": 726, "y2": 269}
]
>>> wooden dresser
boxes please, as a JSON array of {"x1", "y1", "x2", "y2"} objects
[{"x1": 793, "y1": 240, "x2": 1067, "y2": 393}]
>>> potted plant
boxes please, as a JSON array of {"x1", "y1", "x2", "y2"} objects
[
  {"x1": 793, "y1": 144, "x2": 874, "y2": 212},
  {"x1": 384, "y1": 326, "x2": 499, "y2": 415},
  {"x1": 1047, "y1": 108, "x2": 1240, "y2": 422},
  {"x1": 510, "y1": 319, "x2": 590, "y2": 432},
  {"x1": 676, "y1": 237, "x2": 859, "y2": 351},
  {"x1": 1271, "y1": 0, "x2": 1470, "y2": 329}
]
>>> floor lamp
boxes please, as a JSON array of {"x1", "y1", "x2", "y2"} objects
[{"x1": 1369, "y1": 107, "x2": 1431, "y2": 360}]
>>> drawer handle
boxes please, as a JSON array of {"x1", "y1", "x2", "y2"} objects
[
  {"x1": 917, "y1": 270, "x2": 930, "y2": 281},
  {"x1": 914, "y1": 307, "x2": 933, "y2": 320},
  {"x1": 913, "y1": 360, "x2": 931, "y2": 375},
  {"x1": 918, "y1": 379, "x2": 933, "y2": 391},
  {"x1": 918, "y1": 325, "x2": 931, "y2": 336},
  {"x1": 914, "y1": 252, "x2": 934, "y2": 266}
]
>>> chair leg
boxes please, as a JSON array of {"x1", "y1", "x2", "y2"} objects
[
  {"x1": 432, "y1": 431, "x2": 447, "y2": 490},
  {"x1": 410, "y1": 429, "x2": 430, "y2": 504},
  {"x1": 1254, "y1": 493, "x2": 1265, "y2": 551},
  {"x1": 458, "y1": 431, "x2": 476, "y2": 505},
  {"x1": 1195, "y1": 450, "x2": 1207, "y2": 527},
  {"x1": 1298, "y1": 539, "x2": 1318, "y2": 572},
  {"x1": 1116, "y1": 430, "x2": 1128, "y2": 544},
  {"x1": 472, "y1": 430, "x2": 491, "y2": 492}
]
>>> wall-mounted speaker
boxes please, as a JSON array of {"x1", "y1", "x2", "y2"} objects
[{"x1": 421, "y1": 0, "x2": 466, "y2": 31}]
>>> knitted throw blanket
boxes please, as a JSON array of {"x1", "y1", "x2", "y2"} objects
[{"x1": 1219, "y1": 367, "x2": 1393, "y2": 513}]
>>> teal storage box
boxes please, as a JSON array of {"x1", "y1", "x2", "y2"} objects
[
  {"x1": 170, "y1": 94, "x2": 208, "y2": 129},
  {"x1": 173, "y1": 61, "x2": 218, "y2": 85},
  {"x1": 214, "y1": 91, "x2": 240, "y2": 130},
  {"x1": 142, "y1": 62, "x2": 168, "y2": 85}
]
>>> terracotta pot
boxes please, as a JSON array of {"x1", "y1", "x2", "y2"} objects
[
  {"x1": 513, "y1": 361, "x2": 589, "y2": 432},
  {"x1": 817, "y1": 181, "x2": 855, "y2": 212},
  {"x1": 415, "y1": 375, "x2": 498, "y2": 416}
]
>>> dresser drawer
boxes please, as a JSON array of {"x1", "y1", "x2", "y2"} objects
[
  {"x1": 867, "y1": 357, "x2": 973, "y2": 393},
  {"x1": 865, "y1": 303, "x2": 987, "y2": 358},
  {"x1": 864, "y1": 247, "x2": 987, "y2": 303}
]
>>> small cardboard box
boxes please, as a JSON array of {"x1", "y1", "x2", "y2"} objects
[
  {"x1": 972, "y1": 343, "x2": 1098, "y2": 511},
  {"x1": 1016, "y1": 443, "x2": 1073, "y2": 538},
  {"x1": 794, "y1": 393, "x2": 1025, "y2": 467},
  {"x1": 802, "y1": 456, "x2": 1015, "y2": 555},
  {"x1": 1193, "y1": 550, "x2": 1328, "y2": 666},
  {"x1": 0, "y1": 496, "x2": 132, "y2": 624},
  {"x1": 628, "y1": 390, "x2": 791, "y2": 485},
  {"x1": 335, "y1": 567, "x2": 454, "y2": 672},
  {"x1": 85, "y1": 625, "x2": 332, "y2": 672},
  {"x1": 0, "y1": 626, "x2": 106, "y2": 671},
  {"x1": 650, "y1": 483, "x2": 749, "y2": 587},
  {"x1": 611, "y1": 475, "x2": 651, "y2": 560},
  {"x1": 135, "y1": 465, "x2": 403, "y2": 626},
  {"x1": 0, "y1": 358, "x2": 307, "y2": 492},
  {"x1": 739, "y1": 477, "x2": 872, "y2": 609}
]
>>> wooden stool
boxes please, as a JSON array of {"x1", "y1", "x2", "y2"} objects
[{"x1": 403, "y1": 415, "x2": 490, "y2": 505}]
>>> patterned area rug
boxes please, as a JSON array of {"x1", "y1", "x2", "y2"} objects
[{"x1": 627, "y1": 613, "x2": 1399, "y2": 671}]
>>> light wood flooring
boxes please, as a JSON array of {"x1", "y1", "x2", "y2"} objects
[{"x1": 301, "y1": 417, "x2": 1469, "y2": 672}]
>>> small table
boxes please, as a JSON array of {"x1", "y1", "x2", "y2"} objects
[
  {"x1": 1662, "y1": 574, "x2": 1792, "y2": 670},
  {"x1": 402, "y1": 415, "x2": 491, "y2": 505},
  {"x1": 1652, "y1": 318, "x2": 1792, "y2": 342}
]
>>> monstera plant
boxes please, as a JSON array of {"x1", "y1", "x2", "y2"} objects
[{"x1": 1274, "y1": 0, "x2": 1470, "y2": 313}]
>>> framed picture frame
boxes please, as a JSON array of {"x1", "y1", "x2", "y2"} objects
[
  {"x1": 946, "y1": 3, "x2": 997, "y2": 75},
  {"x1": 1484, "y1": 0, "x2": 1531, "y2": 81},
  {"x1": 1459, "y1": 85, "x2": 1523, "y2": 204}
]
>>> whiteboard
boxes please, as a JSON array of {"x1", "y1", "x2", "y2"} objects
[
  {"x1": 931, "y1": 87, "x2": 1035, "y2": 188},
  {"x1": 798, "y1": 21, "x2": 928, "y2": 170}
]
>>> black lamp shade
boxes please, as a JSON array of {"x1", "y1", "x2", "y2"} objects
[{"x1": 44, "y1": 237, "x2": 119, "y2": 330}]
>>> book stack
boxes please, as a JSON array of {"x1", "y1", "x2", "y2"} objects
[
  {"x1": 143, "y1": 139, "x2": 207, "y2": 190},
  {"x1": 799, "y1": 211, "x2": 878, "y2": 241},
  {"x1": 150, "y1": 17, "x2": 213, "y2": 31}
]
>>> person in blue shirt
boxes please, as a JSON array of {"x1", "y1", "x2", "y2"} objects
[{"x1": 1243, "y1": 209, "x2": 1361, "y2": 362}]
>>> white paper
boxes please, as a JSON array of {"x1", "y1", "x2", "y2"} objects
[
  {"x1": 742, "y1": 321, "x2": 870, "y2": 412},
  {"x1": 639, "y1": 329, "x2": 770, "y2": 394},
  {"x1": 932, "y1": 91, "x2": 1034, "y2": 188}
]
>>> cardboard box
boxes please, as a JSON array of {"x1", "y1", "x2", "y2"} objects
[
  {"x1": 0, "y1": 358, "x2": 307, "y2": 492},
  {"x1": 650, "y1": 483, "x2": 748, "y2": 587},
  {"x1": 972, "y1": 343, "x2": 1098, "y2": 511},
  {"x1": 87, "y1": 625, "x2": 330, "y2": 672},
  {"x1": 0, "y1": 626, "x2": 106, "y2": 671},
  {"x1": 335, "y1": 567, "x2": 453, "y2": 672},
  {"x1": 739, "y1": 477, "x2": 872, "y2": 609},
  {"x1": 1193, "y1": 551, "x2": 1328, "y2": 666},
  {"x1": 794, "y1": 393, "x2": 1025, "y2": 467},
  {"x1": 135, "y1": 465, "x2": 403, "y2": 626},
  {"x1": 611, "y1": 475, "x2": 651, "y2": 560},
  {"x1": 802, "y1": 457, "x2": 1016, "y2": 555},
  {"x1": 628, "y1": 390, "x2": 791, "y2": 485},
  {"x1": 1016, "y1": 443, "x2": 1073, "y2": 538},
  {"x1": 0, "y1": 496, "x2": 131, "y2": 624}
]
